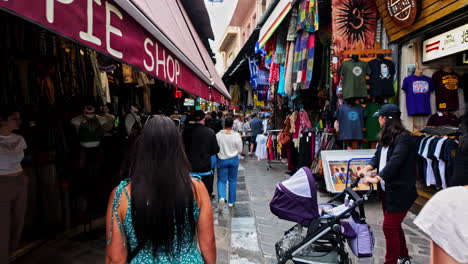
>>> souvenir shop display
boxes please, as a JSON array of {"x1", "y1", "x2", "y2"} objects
[
  {"x1": 338, "y1": 56, "x2": 370, "y2": 99},
  {"x1": 368, "y1": 54, "x2": 396, "y2": 97},
  {"x1": 432, "y1": 68, "x2": 460, "y2": 111},
  {"x1": 416, "y1": 133, "x2": 459, "y2": 189},
  {"x1": 364, "y1": 102, "x2": 381, "y2": 144},
  {"x1": 335, "y1": 102, "x2": 365, "y2": 141},
  {"x1": 321, "y1": 150, "x2": 377, "y2": 193},
  {"x1": 402, "y1": 73, "x2": 434, "y2": 116}
]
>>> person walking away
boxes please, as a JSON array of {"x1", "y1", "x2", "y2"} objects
[
  {"x1": 105, "y1": 115, "x2": 216, "y2": 264},
  {"x1": 243, "y1": 116, "x2": 252, "y2": 155},
  {"x1": 358, "y1": 104, "x2": 417, "y2": 264},
  {"x1": 218, "y1": 112, "x2": 225, "y2": 129},
  {"x1": 414, "y1": 112, "x2": 468, "y2": 264},
  {"x1": 209, "y1": 111, "x2": 223, "y2": 134},
  {"x1": 233, "y1": 114, "x2": 243, "y2": 133},
  {"x1": 183, "y1": 110, "x2": 220, "y2": 197},
  {"x1": 216, "y1": 117, "x2": 243, "y2": 211},
  {"x1": 249, "y1": 113, "x2": 263, "y2": 156},
  {"x1": 0, "y1": 106, "x2": 28, "y2": 264}
]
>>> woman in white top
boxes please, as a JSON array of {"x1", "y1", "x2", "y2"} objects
[
  {"x1": 216, "y1": 117, "x2": 243, "y2": 210},
  {"x1": 0, "y1": 106, "x2": 28, "y2": 264}
]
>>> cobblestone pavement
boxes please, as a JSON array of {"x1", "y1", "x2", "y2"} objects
[{"x1": 13, "y1": 156, "x2": 431, "y2": 264}]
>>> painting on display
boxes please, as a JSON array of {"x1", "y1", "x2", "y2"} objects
[{"x1": 321, "y1": 150, "x2": 378, "y2": 193}]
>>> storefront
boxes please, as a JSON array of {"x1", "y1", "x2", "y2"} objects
[
  {"x1": 0, "y1": 0, "x2": 228, "y2": 259},
  {"x1": 377, "y1": 0, "x2": 468, "y2": 205}
]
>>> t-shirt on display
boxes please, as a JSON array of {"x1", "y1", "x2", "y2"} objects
[
  {"x1": 364, "y1": 103, "x2": 381, "y2": 141},
  {"x1": 339, "y1": 60, "x2": 370, "y2": 99},
  {"x1": 336, "y1": 104, "x2": 365, "y2": 140},
  {"x1": 432, "y1": 71, "x2": 460, "y2": 111},
  {"x1": 368, "y1": 58, "x2": 396, "y2": 97},
  {"x1": 0, "y1": 134, "x2": 27, "y2": 175},
  {"x1": 402, "y1": 75, "x2": 434, "y2": 116}
]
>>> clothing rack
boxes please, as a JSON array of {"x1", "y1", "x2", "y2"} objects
[{"x1": 266, "y1": 130, "x2": 283, "y2": 170}]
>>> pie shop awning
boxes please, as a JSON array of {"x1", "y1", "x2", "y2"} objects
[{"x1": 0, "y1": 0, "x2": 230, "y2": 104}]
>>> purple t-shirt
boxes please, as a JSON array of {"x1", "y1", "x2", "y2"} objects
[{"x1": 402, "y1": 75, "x2": 434, "y2": 115}]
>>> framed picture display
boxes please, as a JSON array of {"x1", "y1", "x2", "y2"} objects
[{"x1": 321, "y1": 149, "x2": 378, "y2": 193}]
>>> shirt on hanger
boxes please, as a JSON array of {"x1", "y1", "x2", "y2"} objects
[
  {"x1": 432, "y1": 71, "x2": 460, "y2": 111},
  {"x1": 368, "y1": 58, "x2": 396, "y2": 97},
  {"x1": 402, "y1": 75, "x2": 434, "y2": 116},
  {"x1": 335, "y1": 104, "x2": 365, "y2": 140},
  {"x1": 421, "y1": 137, "x2": 437, "y2": 186},
  {"x1": 364, "y1": 103, "x2": 381, "y2": 141},
  {"x1": 434, "y1": 137, "x2": 449, "y2": 189},
  {"x1": 338, "y1": 60, "x2": 370, "y2": 99}
]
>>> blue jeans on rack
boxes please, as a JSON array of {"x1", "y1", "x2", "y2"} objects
[{"x1": 217, "y1": 156, "x2": 239, "y2": 204}]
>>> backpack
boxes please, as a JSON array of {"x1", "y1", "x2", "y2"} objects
[{"x1": 78, "y1": 116, "x2": 104, "y2": 143}]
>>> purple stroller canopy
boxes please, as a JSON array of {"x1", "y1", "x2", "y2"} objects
[{"x1": 270, "y1": 167, "x2": 319, "y2": 225}]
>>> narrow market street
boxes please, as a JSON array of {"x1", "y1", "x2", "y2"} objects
[{"x1": 13, "y1": 157, "x2": 431, "y2": 264}]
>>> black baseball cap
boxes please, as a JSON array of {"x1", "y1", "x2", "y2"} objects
[{"x1": 373, "y1": 104, "x2": 401, "y2": 118}]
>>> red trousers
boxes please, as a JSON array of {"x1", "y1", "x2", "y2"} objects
[{"x1": 382, "y1": 195, "x2": 409, "y2": 264}]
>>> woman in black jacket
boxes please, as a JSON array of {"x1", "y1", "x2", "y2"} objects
[{"x1": 359, "y1": 104, "x2": 417, "y2": 264}]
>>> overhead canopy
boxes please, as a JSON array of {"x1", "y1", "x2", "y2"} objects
[
  {"x1": 0, "y1": 0, "x2": 229, "y2": 104},
  {"x1": 258, "y1": 0, "x2": 293, "y2": 48},
  {"x1": 114, "y1": 0, "x2": 229, "y2": 101}
]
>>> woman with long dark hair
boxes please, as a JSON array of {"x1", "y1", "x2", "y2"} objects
[
  {"x1": 358, "y1": 104, "x2": 417, "y2": 264},
  {"x1": 105, "y1": 115, "x2": 216, "y2": 264}
]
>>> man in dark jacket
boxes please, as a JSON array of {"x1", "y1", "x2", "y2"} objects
[{"x1": 183, "y1": 110, "x2": 219, "y2": 196}]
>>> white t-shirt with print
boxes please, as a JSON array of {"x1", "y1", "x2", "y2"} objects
[{"x1": 0, "y1": 134, "x2": 27, "y2": 175}]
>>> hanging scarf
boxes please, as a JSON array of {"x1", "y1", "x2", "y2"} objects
[{"x1": 292, "y1": 31, "x2": 315, "y2": 90}]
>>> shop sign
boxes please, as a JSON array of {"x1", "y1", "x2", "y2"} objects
[
  {"x1": 423, "y1": 24, "x2": 468, "y2": 62},
  {"x1": 386, "y1": 0, "x2": 418, "y2": 28},
  {"x1": 0, "y1": 0, "x2": 224, "y2": 103}
]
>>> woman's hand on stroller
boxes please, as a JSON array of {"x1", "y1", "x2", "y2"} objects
[{"x1": 362, "y1": 176, "x2": 379, "y2": 185}]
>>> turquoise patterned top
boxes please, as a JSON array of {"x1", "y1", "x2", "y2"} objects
[{"x1": 108, "y1": 179, "x2": 204, "y2": 263}]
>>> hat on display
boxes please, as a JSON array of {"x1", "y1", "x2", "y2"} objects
[
  {"x1": 193, "y1": 110, "x2": 206, "y2": 121},
  {"x1": 373, "y1": 104, "x2": 401, "y2": 118}
]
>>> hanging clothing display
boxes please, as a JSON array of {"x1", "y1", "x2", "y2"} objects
[
  {"x1": 335, "y1": 103, "x2": 365, "y2": 140},
  {"x1": 338, "y1": 60, "x2": 370, "y2": 99},
  {"x1": 297, "y1": 0, "x2": 319, "y2": 32},
  {"x1": 284, "y1": 41, "x2": 296, "y2": 96},
  {"x1": 368, "y1": 58, "x2": 396, "y2": 97},
  {"x1": 427, "y1": 112, "x2": 460, "y2": 127},
  {"x1": 364, "y1": 103, "x2": 381, "y2": 141},
  {"x1": 402, "y1": 75, "x2": 434, "y2": 116},
  {"x1": 292, "y1": 32, "x2": 315, "y2": 90},
  {"x1": 432, "y1": 71, "x2": 460, "y2": 111},
  {"x1": 248, "y1": 57, "x2": 259, "y2": 89}
]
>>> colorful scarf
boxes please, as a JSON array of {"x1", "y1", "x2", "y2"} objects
[
  {"x1": 292, "y1": 31, "x2": 315, "y2": 90},
  {"x1": 297, "y1": 0, "x2": 318, "y2": 33}
]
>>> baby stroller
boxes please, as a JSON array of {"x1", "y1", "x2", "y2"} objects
[{"x1": 270, "y1": 167, "x2": 374, "y2": 264}]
